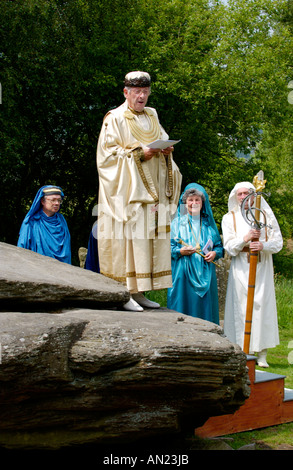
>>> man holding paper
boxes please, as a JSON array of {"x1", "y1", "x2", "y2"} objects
[{"x1": 96, "y1": 71, "x2": 182, "y2": 311}]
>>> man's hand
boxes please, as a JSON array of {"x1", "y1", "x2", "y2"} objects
[
  {"x1": 143, "y1": 145, "x2": 174, "y2": 160},
  {"x1": 143, "y1": 147, "x2": 161, "y2": 160},
  {"x1": 243, "y1": 228, "x2": 261, "y2": 243},
  {"x1": 250, "y1": 240, "x2": 264, "y2": 252},
  {"x1": 161, "y1": 146, "x2": 174, "y2": 155}
]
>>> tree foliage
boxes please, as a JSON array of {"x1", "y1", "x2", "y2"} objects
[{"x1": 1, "y1": 0, "x2": 292, "y2": 263}]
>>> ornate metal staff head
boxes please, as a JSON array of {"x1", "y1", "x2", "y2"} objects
[{"x1": 241, "y1": 171, "x2": 272, "y2": 229}]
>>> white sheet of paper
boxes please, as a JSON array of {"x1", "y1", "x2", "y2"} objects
[
  {"x1": 147, "y1": 139, "x2": 181, "y2": 149},
  {"x1": 202, "y1": 239, "x2": 214, "y2": 255}
]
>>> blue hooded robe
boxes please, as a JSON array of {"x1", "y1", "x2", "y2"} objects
[
  {"x1": 17, "y1": 185, "x2": 71, "y2": 264},
  {"x1": 167, "y1": 183, "x2": 223, "y2": 324}
]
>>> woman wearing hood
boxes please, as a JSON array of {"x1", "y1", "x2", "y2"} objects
[
  {"x1": 167, "y1": 183, "x2": 223, "y2": 324},
  {"x1": 17, "y1": 185, "x2": 71, "y2": 264}
]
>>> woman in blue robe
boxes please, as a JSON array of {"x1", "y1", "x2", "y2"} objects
[
  {"x1": 17, "y1": 185, "x2": 71, "y2": 264},
  {"x1": 167, "y1": 183, "x2": 223, "y2": 324}
]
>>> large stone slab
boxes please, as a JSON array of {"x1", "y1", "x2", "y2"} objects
[
  {"x1": 0, "y1": 241, "x2": 250, "y2": 451},
  {"x1": 0, "y1": 308, "x2": 249, "y2": 450},
  {"x1": 0, "y1": 242, "x2": 129, "y2": 308}
]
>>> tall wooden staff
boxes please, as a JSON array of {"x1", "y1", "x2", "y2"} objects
[{"x1": 242, "y1": 171, "x2": 267, "y2": 354}]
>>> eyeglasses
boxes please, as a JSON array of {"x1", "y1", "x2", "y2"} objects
[{"x1": 44, "y1": 197, "x2": 63, "y2": 205}]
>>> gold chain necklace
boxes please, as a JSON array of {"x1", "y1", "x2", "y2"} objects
[
  {"x1": 188, "y1": 217, "x2": 202, "y2": 251},
  {"x1": 124, "y1": 108, "x2": 161, "y2": 144}
]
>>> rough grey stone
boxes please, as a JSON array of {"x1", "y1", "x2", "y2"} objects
[
  {"x1": 0, "y1": 242, "x2": 250, "y2": 450},
  {"x1": 0, "y1": 242, "x2": 129, "y2": 308},
  {"x1": 0, "y1": 308, "x2": 249, "y2": 449}
]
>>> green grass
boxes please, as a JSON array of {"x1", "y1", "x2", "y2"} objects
[
  {"x1": 225, "y1": 423, "x2": 293, "y2": 450},
  {"x1": 145, "y1": 288, "x2": 168, "y2": 307},
  {"x1": 264, "y1": 275, "x2": 293, "y2": 389}
]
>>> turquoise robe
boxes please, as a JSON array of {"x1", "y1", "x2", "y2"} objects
[{"x1": 167, "y1": 184, "x2": 223, "y2": 324}]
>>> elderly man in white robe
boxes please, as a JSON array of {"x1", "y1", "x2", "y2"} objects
[
  {"x1": 222, "y1": 182, "x2": 283, "y2": 367},
  {"x1": 96, "y1": 71, "x2": 182, "y2": 311}
]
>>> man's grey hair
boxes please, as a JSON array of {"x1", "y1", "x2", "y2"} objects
[
  {"x1": 124, "y1": 86, "x2": 151, "y2": 93},
  {"x1": 182, "y1": 188, "x2": 205, "y2": 204}
]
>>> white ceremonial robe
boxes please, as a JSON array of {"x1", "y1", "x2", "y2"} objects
[
  {"x1": 96, "y1": 100, "x2": 182, "y2": 293},
  {"x1": 222, "y1": 207, "x2": 283, "y2": 353}
]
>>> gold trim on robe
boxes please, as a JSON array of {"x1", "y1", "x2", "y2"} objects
[{"x1": 96, "y1": 100, "x2": 182, "y2": 293}]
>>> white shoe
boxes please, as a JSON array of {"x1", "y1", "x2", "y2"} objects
[
  {"x1": 257, "y1": 349, "x2": 269, "y2": 368},
  {"x1": 132, "y1": 292, "x2": 160, "y2": 309},
  {"x1": 123, "y1": 297, "x2": 144, "y2": 312}
]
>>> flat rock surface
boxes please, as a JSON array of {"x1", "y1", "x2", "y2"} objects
[{"x1": 0, "y1": 242, "x2": 129, "y2": 307}]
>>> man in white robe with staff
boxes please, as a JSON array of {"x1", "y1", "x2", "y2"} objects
[
  {"x1": 96, "y1": 71, "x2": 182, "y2": 311},
  {"x1": 222, "y1": 181, "x2": 283, "y2": 367}
]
